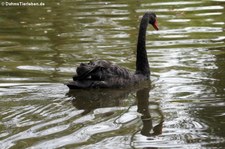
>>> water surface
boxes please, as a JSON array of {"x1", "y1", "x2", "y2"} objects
[{"x1": 0, "y1": 0, "x2": 225, "y2": 148}]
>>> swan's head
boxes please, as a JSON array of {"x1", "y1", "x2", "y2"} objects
[{"x1": 147, "y1": 12, "x2": 159, "y2": 30}]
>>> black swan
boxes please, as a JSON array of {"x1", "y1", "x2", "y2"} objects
[{"x1": 66, "y1": 12, "x2": 158, "y2": 89}]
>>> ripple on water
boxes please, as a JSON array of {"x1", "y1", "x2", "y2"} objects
[
  {"x1": 149, "y1": 1, "x2": 202, "y2": 6},
  {"x1": 28, "y1": 118, "x2": 121, "y2": 148},
  {"x1": 0, "y1": 0, "x2": 225, "y2": 148}
]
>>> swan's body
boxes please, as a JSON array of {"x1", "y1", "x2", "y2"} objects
[{"x1": 67, "y1": 12, "x2": 158, "y2": 89}]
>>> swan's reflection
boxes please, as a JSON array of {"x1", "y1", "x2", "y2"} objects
[
  {"x1": 67, "y1": 82, "x2": 164, "y2": 136},
  {"x1": 67, "y1": 87, "x2": 133, "y2": 115},
  {"x1": 136, "y1": 87, "x2": 164, "y2": 136}
]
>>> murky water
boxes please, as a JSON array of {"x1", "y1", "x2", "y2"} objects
[{"x1": 0, "y1": 0, "x2": 225, "y2": 148}]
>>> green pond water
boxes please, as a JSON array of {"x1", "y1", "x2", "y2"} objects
[{"x1": 0, "y1": 0, "x2": 225, "y2": 148}]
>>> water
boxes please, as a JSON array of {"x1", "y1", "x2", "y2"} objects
[{"x1": 0, "y1": 0, "x2": 225, "y2": 148}]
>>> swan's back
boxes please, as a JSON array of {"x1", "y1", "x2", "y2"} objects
[
  {"x1": 74, "y1": 60, "x2": 132, "y2": 80},
  {"x1": 67, "y1": 60, "x2": 139, "y2": 89}
]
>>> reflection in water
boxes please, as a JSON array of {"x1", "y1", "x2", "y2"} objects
[
  {"x1": 136, "y1": 87, "x2": 163, "y2": 137},
  {"x1": 68, "y1": 82, "x2": 164, "y2": 146},
  {"x1": 1, "y1": 0, "x2": 225, "y2": 148},
  {"x1": 68, "y1": 87, "x2": 132, "y2": 115}
]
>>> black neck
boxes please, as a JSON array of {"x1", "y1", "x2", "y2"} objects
[{"x1": 136, "y1": 13, "x2": 150, "y2": 77}]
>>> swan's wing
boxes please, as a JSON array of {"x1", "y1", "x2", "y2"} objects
[
  {"x1": 107, "y1": 65, "x2": 132, "y2": 79},
  {"x1": 83, "y1": 65, "x2": 133, "y2": 80},
  {"x1": 73, "y1": 66, "x2": 102, "y2": 81},
  {"x1": 73, "y1": 60, "x2": 133, "y2": 82},
  {"x1": 73, "y1": 60, "x2": 113, "y2": 81}
]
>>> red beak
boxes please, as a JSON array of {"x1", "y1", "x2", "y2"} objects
[{"x1": 153, "y1": 20, "x2": 159, "y2": 30}]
